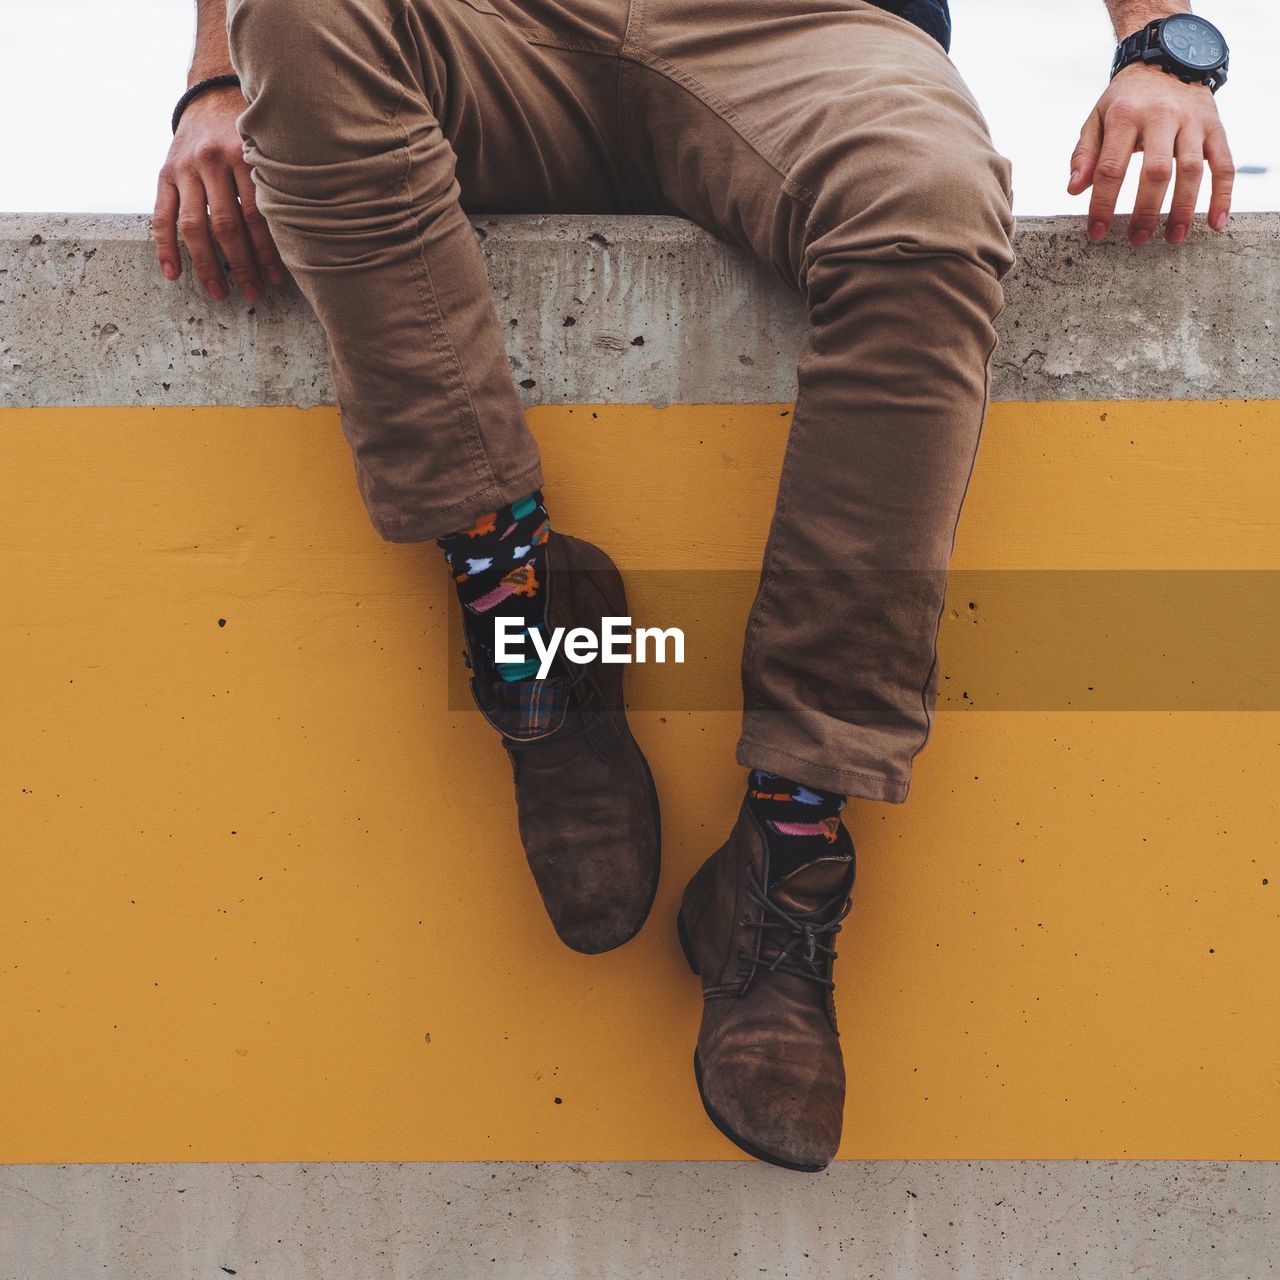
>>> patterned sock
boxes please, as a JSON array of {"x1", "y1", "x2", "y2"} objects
[
  {"x1": 437, "y1": 491, "x2": 552, "y2": 682},
  {"x1": 746, "y1": 769, "x2": 849, "y2": 884}
]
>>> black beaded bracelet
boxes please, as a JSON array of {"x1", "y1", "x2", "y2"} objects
[{"x1": 171, "y1": 74, "x2": 242, "y2": 135}]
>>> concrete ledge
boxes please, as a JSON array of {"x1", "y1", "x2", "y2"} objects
[
  {"x1": 2, "y1": 1161, "x2": 1276, "y2": 1279},
  {"x1": 2, "y1": 212, "x2": 1278, "y2": 408}
]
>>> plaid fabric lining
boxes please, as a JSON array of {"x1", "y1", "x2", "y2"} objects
[{"x1": 474, "y1": 676, "x2": 571, "y2": 740}]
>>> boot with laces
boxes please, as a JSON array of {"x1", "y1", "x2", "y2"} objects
[
  {"x1": 464, "y1": 530, "x2": 661, "y2": 954},
  {"x1": 676, "y1": 797, "x2": 855, "y2": 1171}
]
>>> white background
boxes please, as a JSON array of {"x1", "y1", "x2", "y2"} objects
[{"x1": 0, "y1": 0, "x2": 1274, "y2": 216}]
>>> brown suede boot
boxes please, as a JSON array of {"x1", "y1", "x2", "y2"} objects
[
  {"x1": 676, "y1": 799, "x2": 855, "y2": 1171},
  {"x1": 464, "y1": 530, "x2": 660, "y2": 954}
]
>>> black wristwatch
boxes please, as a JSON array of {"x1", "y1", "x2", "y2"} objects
[{"x1": 1112, "y1": 14, "x2": 1229, "y2": 93}]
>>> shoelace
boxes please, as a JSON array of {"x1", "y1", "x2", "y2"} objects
[{"x1": 738, "y1": 862, "x2": 851, "y2": 989}]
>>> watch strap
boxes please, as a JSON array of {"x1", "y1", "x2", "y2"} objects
[{"x1": 1111, "y1": 25, "x2": 1146, "y2": 79}]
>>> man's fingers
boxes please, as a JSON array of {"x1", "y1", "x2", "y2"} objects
[
  {"x1": 1205, "y1": 126, "x2": 1235, "y2": 231},
  {"x1": 152, "y1": 175, "x2": 182, "y2": 281},
  {"x1": 1165, "y1": 130, "x2": 1206, "y2": 244},
  {"x1": 203, "y1": 165, "x2": 263, "y2": 301},
  {"x1": 1088, "y1": 108, "x2": 1139, "y2": 240},
  {"x1": 1129, "y1": 126, "x2": 1177, "y2": 245},
  {"x1": 1068, "y1": 109, "x2": 1103, "y2": 196},
  {"x1": 175, "y1": 174, "x2": 227, "y2": 300},
  {"x1": 232, "y1": 162, "x2": 287, "y2": 286}
]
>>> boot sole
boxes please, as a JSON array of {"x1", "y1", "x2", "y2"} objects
[{"x1": 676, "y1": 908, "x2": 828, "y2": 1175}]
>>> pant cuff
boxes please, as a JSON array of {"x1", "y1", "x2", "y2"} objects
[
  {"x1": 367, "y1": 461, "x2": 546, "y2": 544},
  {"x1": 735, "y1": 737, "x2": 911, "y2": 805}
]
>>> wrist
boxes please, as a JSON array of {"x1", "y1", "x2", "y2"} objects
[
  {"x1": 172, "y1": 74, "x2": 243, "y2": 135},
  {"x1": 1109, "y1": 5, "x2": 1189, "y2": 39},
  {"x1": 179, "y1": 85, "x2": 245, "y2": 125},
  {"x1": 187, "y1": 65, "x2": 236, "y2": 89},
  {"x1": 184, "y1": 80, "x2": 242, "y2": 103}
]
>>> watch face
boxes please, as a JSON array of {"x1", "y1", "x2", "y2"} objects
[{"x1": 1161, "y1": 15, "x2": 1226, "y2": 69}]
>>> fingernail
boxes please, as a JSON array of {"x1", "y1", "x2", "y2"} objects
[
  {"x1": 243, "y1": 282, "x2": 262, "y2": 302},
  {"x1": 266, "y1": 265, "x2": 285, "y2": 284},
  {"x1": 1068, "y1": 169, "x2": 1080, "y2": 188},
  {"x1": 1168, "y1": 223, "x2": 1187, "y2": 245},
  {"x1": 1133, "y1": 229, "x2": 1151, "y2": 246},
  {"x1": 161, "y1": 261, "x2": 178, "y2": 280},
  {"x1": 205, "y1": 279, "x2": 227, "y2": 299},
  {"x1": 1089, "y1": 220, "x2": 1108, "y2": 240},
  {"x1": 1212, "y1": 211, "x2": 1228, "y2": 230}
]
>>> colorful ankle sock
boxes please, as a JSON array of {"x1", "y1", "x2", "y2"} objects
[
  {"x1": 436, "y1": 491, "x2": 551, "y2": 682},
  {"x1": 746, "y1": 769, "x2": 849, "y2": 883}
]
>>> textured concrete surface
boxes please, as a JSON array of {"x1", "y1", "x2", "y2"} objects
[
  {"x1": 1, "y1": 1161, "x2": 1276, "y2": 1279},
  {"x1": 3, "y1": 212, "x2": 1278, "y2": 408}
]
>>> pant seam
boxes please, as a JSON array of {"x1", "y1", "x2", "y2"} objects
[{"x1": 623, "y1": 0, "x2": 646, "y2": 48}]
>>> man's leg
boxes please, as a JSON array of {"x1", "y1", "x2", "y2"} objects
[
  {"x1": 225, "y1": 0, "x2": 660, "y2": 951},
  {"x1": 224, "y1": 0, "x2": 646, "y2": 540},
  {"x1": 625, "y1": 0, "x2": 1016, "y2": 803},
  {"x1": 628, "y1": 0, "x2": 1016, "y2": 1168}
]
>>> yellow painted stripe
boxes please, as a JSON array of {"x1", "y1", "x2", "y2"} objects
[{"x1": 0, "y1": 403, "x2": 1277, "y2": 1162}]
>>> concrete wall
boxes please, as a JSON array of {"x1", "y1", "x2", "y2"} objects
[
  {"x1": 4, "y1": 212, "x2": 1279, "y2": 407},
  {"x1": 3, "y1": 1161, "x2": 1277, "y2": 1280},
  {"x1": 1, "y1": 214, "x2": 1278, "y2": 1278}
]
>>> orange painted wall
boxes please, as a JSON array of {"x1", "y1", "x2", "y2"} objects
[{"x1": 1, "y1": 401, "x2": 1276, "y2": 1161}]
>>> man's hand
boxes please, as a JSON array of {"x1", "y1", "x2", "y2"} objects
[
  {"x1": 1068, "y1": 61, "x2": 1234, "y2": 245},
  {"x1": 153, "y1": 84, "x2": 287, "y2": 300}
]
